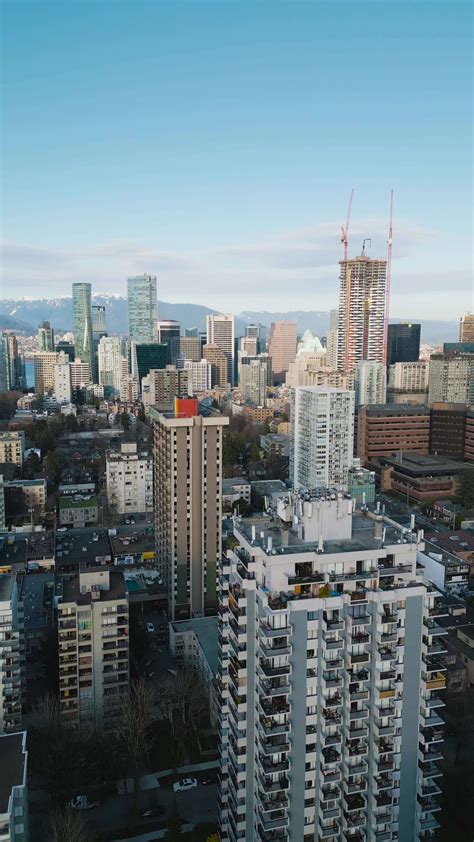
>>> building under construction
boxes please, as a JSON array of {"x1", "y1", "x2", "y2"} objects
[{"x1": 336, "y1": 254, "x2": 387, "y2": 372}]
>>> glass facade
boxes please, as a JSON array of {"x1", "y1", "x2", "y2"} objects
[
  {"x1": 387, "y1": 323, "x2": 421, "y2": 366},
  {"x1": 127, "y1": 275, "x2": 158, "y2": 343},
  {"x1": 72, "y1": 283, "x2": 94, "y2": 375},
  {"x1": 136, "y1": 342, "x2": 167, "y2": 384}
]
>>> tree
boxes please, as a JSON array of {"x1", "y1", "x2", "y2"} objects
[
  {"x1": 114, "y1": 679, "x2": 156, "y2": 818},
  {"x1": 49, "y1": 808, "x2": 97, "y2": 842},
  {"x1": 118, "y1": 411, "x2": 131, "y2": 430},
  {"x1": 459, "y1": 470, "x2": 474, "y2": 509},
  {"x1": 23, "y1": 450, "x2": 41, "y2": 478},
  {"x1": 28, "y1": 694, "x2": 80, "y2": 803},
  {"x1": 164, "y1": 798, "x2": 183, "y2": 841},
  {"x1": 4, "y1": 486, "x2": 27, "y2": 522},
  {"x1": 155, "y1": 667, "x2": 207, "y2": 771},
  {"x1": 250, "y1": 443, "x2": 260, "y2": 462}
]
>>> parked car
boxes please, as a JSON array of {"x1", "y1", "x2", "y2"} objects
[
  {"x1": 173, "y1": 777, "x2": 197, "y2": 793},
  {"x1": 146, "y1": 622, "x2": 155, "y2": 633},
  {"x1": 140, "y1": 806, "x2": 164, "y2": 818},
  {"x1": 201, "y1": 773, "x2": 217, "y2": 785},
  {"x1": 69, "y1": 795, "x2": 99, "y2": 810}
]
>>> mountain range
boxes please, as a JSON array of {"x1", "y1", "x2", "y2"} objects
[{"x1": 0, "y1": 295, "x2": 458, "y2": 345}]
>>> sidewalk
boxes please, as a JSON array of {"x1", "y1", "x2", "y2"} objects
[
  {"x1": 117, "y1": 759, "x2": 219, "y2": 794},
  {"x1": 113, "y1": 823, "x2": 195, "y2": 841}
]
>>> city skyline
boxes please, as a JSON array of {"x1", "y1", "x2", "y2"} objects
[{"x1": 1, "y1": 1, "x2": 472, "y2": 317}]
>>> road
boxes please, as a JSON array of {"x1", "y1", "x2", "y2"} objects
[{"x1": 86, "y1": 781, "x2": 218, "y2": 837}]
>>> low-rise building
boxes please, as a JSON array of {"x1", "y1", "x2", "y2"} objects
[
  {"x1": 106, "y1": 443, "x2": 153, "y2": 514},
  {"x1": 250, "y1": 479, "x2": 288, "y2": 506},
  {"x1": 222, "y1": 477, "x2": 251, "y2": 511},
  {"x1": 378, "y1": 452, "x2": 471, "y2": 502},
  {"x1": 59, "y1": 494, "x2": 98, "y2": 528},
  {"x1": 169, "y1": 616, "x2": 218, "y2": 725},
  {"x1": 55, "y1": 528, "x2": 112, "y2": 577},
  {"x1": 4, "y1": 480, "x2": 47, "y2": 517},
  {"x1": 0, "y1": 433, "x2": 24, "y2": 467},
  {"x1": 357, "y1": 404, "x2": 430, "y2": 463},
  {"x1": 259, "y1": 433, "x2": 289, "y2": 458},
  {"x1": 57, "y1": 566, "x2": 129, "y2": 726},
  {"x1": 0, "y1": 731, "x2": 29, "y2": 842},
  {"x1": 110, "y1": 529, "x2": 155, "y2": 566},
  {"x1": 417, "y1": 541, "x2": 470, "y2": 594}
]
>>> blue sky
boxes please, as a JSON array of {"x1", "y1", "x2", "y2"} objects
[{"x1": 1, "y1": 0, "x2": 472, "y2": 318}]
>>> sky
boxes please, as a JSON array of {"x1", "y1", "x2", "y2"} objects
[{"x1": 1, "y1": 0, "x2": 472, "y2": 319}]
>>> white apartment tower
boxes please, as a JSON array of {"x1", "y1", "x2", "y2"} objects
[
  {"x1": 98, "y1": 336, "x2": 128, "y2": 396},
  {"x1": 218, "y1": 493, "x2": 447, "y2": 842},
  {"x1": 290, "y1": 387, "x2": 355, "y2": 491},
  {"x1": 388, "y1": 361, "x2": 429, "y2": 394},
  {"x1": 182, "y1": 358, "x2": 212, "y2": 392},
  {"x1": 206, "y1": 314, "x2": 235, "y2": 386},
  {"x1": 354, "y1": 361, "x2": 387, "y2": 407},
  {"x1": 0, "y1": 575, "x2": 24, "y2": 734},
  {"x1": 58, "y1": 567, "x2": 129, "y2": 727},
  {"x1": 106, "y1": 442, "x2": 153, "y2": 514},
  {"x1": 239, "y1": 356, "x2": 272, "y2": 406},
  {"x1": 336, "y1": 256, "x2": 387, "y2": 372},
  {"x1": 54, "y1": 363, "x2": 72, "y2": 404},
  {"x1": 428, "y1": 352, "x2": 474, "y2": 405}
]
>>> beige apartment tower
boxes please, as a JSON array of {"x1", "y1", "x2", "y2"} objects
[
  {"x1": 459, "y1": 314, "x2": 474, "y2": 343},
  {"x1": 203, "y1": 343, "x2": 229, "y2": 387},
  {"x1": 151, "y1": 407, "x2": 229, "y2": 620},
  {"x1": 336, "y1": 256, "x2": 387, "y2": 372}
]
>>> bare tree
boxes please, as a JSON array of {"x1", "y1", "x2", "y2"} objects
[
  {"x1": 155, "y1": 667, "x2": 208, "y2": 771},
  {"x1": 49, "y1": 807, "x2": 98, "y2": 842},
  {"x1": 115, "y1": 679, "x2": 157, "y2": 817},
  {"x1": 28, "y1": 694, "x2": 80, "y2": 803}
]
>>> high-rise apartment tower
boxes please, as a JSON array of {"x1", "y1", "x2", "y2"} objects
[
  {"x1": 336, "y1": 256, "x2": 387, "y2": 372},
  {"x1": 127, "y1": 275, "x2": 158, "y2": 344}
]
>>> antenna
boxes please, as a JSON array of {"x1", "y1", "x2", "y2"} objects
[
  {"x1": 361, "y1": 238, "x2": 371, "y2": 256},
  {"x1": 340, "y1": 188, "x2": 355, "y2": 261},
  {"x1": 384, "y1": 190, "x2": 394, "y2": 365}
]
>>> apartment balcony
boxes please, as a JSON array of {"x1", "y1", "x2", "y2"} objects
[
  {"x1": 325, "y1": 694, "x2": 343, "y2": 709},
  {"x1": 321, "y1": 748, "x2": 341, "y2": 767},
  {"x1": 418, "y1": 795, "x2": 441, "y2": 814},
  {"x1": 320, "y1": 822, "x2": 340, "y2": 838},
  {"x1": 322, "y1": 673, "x2": 343, "y2": 690},
  {"x1": 347, "y1": 725, "x2": 368, "y2": 740},
  {"x1": 321, "y1": 767, "x2": 341, "y2": 783},
  {"x1": 345, "y1": 778, "x2": 367, "y2": 794},
  {"x1": 350, "y1": 590, "x2": 368, "y2": 604},
  {"x1": 257, "y1": 826, "x2": 288, "y2": 842},
  {"x1": 324, "y1": 637, "x2": 344, "y2": 651},
  {"x1": 380, "y1": 630, "x2": 397, "y2": 643},
  {"x1": 286, "y1": 570, "x2": 325, "y2": 586},
  {"x1": 423, "y1": 640, "x2": 447, "y2": 657},
  {"x1": 259, "y1": 622, "x2": 290, "y2": 639},
  {"x1": 321, "y1": 785, "x2": 340, "y2": 803},
  {"x1": 259, "y1": 717, "x2": 290, "y2": 737},
  {"x1": 419, "y1": 782, "x2": 442, "y2": 799},
  {"x1": 260, "y1": 681, "x2": 291, "y2": 699},
  {"x1": 374, "y1": 775, "x2": 393, "y2": 793},
  {"x1": 320, "y1": 806, "x2": 341, "y2": 823},
  {"x1": 379, "y1": 613, "x2": 397, "y2": 625},
  {"x1": 258, "y1": 793, "x2": 289, "y2": 813},
  {"x1": 259, "y1": 660, "x2": 291, "y2": 679},
  {"x1": 259, "y1": 639, "x2": 291, "y2": 658},
  {"x1": 420, "y1": 727, "x2": 444, "y2": 746},
  {"x1": 260, "y1": 756, "x2": 290, "y2": 775},
  {"x1": 323, "y1": 617, "x2": 345, "y2": 632},
  {"x1": 419, "y1": 815, "x2": 440, "y2": 834},
  {"x1": 324, "y1": 733, "x2": 342, "y2": 748},
  {"x1": 350, "y1": 707, "x2": 369, "y2": 722},
  {"x1": 259, "y1": 774, "x2": 289, "y2": 794},
  {"x1": 258, "y1": 808, "x2": 288, "y2": 833},
  {"x1": 260, "y1": 698, "x2": 290, "y2": 717},
  {"x1": 344, "y1": 792, "x2": 366, "y2": 813},
  {"x1": 261, "y1": 737, "x2": 290, "y2": 756},
  {"x1": 423, "y1": 618, "x2": 448, "y2": 637},
  {"x1": 374, "y1": 720, "x2": 395, "y2": 738},
  {"x1": 351, "y1": 631, "x2": 370, "y2": 644},
  {"x1": 344, "y1": 811, "x2": 366, "y2": 829},
  {"x1": 424, "y1": 671, "x2": 446, "y2": 691},
  {"x1": 322, "y1": 707, "x2": 342, "y2": 725},
  {"x1": 376, "y1": 757, "x2": 394, "y2": 773},
  {"x1": 375, "y1": 792, "x2": 393, "y2": 809},
  {"x1": 347, "y1": 761, "x2": 368, "y2": 777},
  {"x1": 349, "y1": 652, "x2": 370, "y2": 667},
  {"x1": 348, "y1": 742, "x2": 368, "y2": 758},
  {"x1": 422, "y1": 694, "x2": 445, "y2": 712}
]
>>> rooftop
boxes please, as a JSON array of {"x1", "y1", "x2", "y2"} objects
[
  {"x1": 425, "y1": 530, "x2": 474, "y2": 554},
  {"x1": 110, "y1": 527, "x2": 154, "y2": 558},
  {"x1": 222, "y1": 477, "x2": 251, "y2": 490},
  {"x1": 55, "y1": 527, "x2": 111, "y2": 569},
  {"x1": 251, "y1": 479, "x2": 288, "y2": 497},
  {"x1": 0, "y1": 574, "x2": 15, "y2": 602},
  {"x1": 61, "y1": 569, "x2": 126, "y2": 606},
  {"x1": 27, "y1": 531, "x2": 55, "y2": 562},
  {"x1": 384, "y1": 452, "x2": 471, "y2": 477},
  {"x1": 0, "y1": 732, "x2": 27, "y2": 814},
  {"x1": 59, "y1": 495, "x2": 98, "y2": 510},
  {"x1": 171, "y1": 616, "x2": 218, "y2": 676},
  {"x1": 419, "y1": 541, "x2": 469, "y2": 571},
  {"x1": 0, "y1": 537, "x2": 28, "y2": 571},
  {"x1": 364, "y1": 403, "x2": 430, "y2": 417},
  {"x1": 20, "y1": 571, "x2": 55, "y2": 631}
]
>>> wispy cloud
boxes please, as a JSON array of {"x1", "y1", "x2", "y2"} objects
[{"x1": 0, "y1": 219, "x2": 470, "y2": 319}]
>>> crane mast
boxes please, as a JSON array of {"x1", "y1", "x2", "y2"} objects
[{"x1": 340, "y1": 188, "x2": 355, "y2": 261}]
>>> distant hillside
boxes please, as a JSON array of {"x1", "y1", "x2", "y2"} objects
[{"x1": 0, "y1": 296, "x2": 458, "y2": 344}]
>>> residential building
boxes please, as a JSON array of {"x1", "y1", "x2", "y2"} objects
[
  {"x1": 347, "y1": 460, "x2": 376, "y2": 506},
  {"x1": 245, "y1": 323, "x2": 262, "y2": 351},
  {"x1": 69, "y1": 359, "x2": 91, "y2": 391},
  {"x1": 72, "y1": 283, "x2": 94, "y2": 377},
  {"x1": 378, "y1": 452, "x2": 470, "y2": 502},
  {"x1": 33, "y1": 351, "x2": 68, "y2": 394},
  {"x1": 157, "y1": 320, "x2": 181, "y2": 365},
  {"x1": 151, "y1": 404, "x2": 229, "y2": 619},
  {"x1": 239, "y1": 335, "x2": 259, "y2": 357},
  {"x1": 182, "y1": 359, "x2": 212, "y2": 392},
  {"x1": 203, "y1": 343, "x2": 229, "y2": 387},
  {"x1": 179, "y1": 335, "x2": 202, "y2": 362},
  {"x1": 428, "y1": 351, "x2": 474, "y2": 405},
  {"x1": 0, "y1": 476, "x2": 5, "y2": 531},
  {"x1": 429, "y1": 403, "x2": 466, "y2": 459},
  {"x1": 53, "y1": 363, "x2": 71, "y2": 404},
  {"x1": 169, "y1": 616, "x2": 219, "y2": 726},
  {"x1": 0, "y1": 575, "x2": 24, "y2": 734},
  {"x1": 387, "y1": 323, "x2": 421, "y2": 367},
  {"x1": 135, "y1": 343, "x2": 167, "y2": 385},
  {"x1": 354, "y1": 360, "x2": 386, "y2": 407},
  {"x1": 0, "y1": 433, "x2": 24, "y2": 467},
  {"x1": 459, "y1": 314, "x2": 474, "y2": 343},
  {"x1": 0, "y1": 334, "x2": 25, "y2": 391},
  {"x1": 55, "y1": 340, "x2": 75, "y2": 362},
  {"x1": 0, "y1": 731, "x2": 29, "y2": 842},
  {"x1": 37, "y1": 321, "x2": 54, "y2": 352},
  {"x1": 59, "y1": 494, "x2": 98, "y2": 527},
  {"x1": 222, "y1": 477, "x2": 252, "y2": 511},
  {"x1": 239, "y1": 355, "x2": 271, "y2": 406},
  {"x1": 465, "y1": 408, "x2": 474, "y2": 462},
  {"x1": 218, "y1": 493, "x2": 447, "y2": 842},
  {"x1": 98, "y1": 336, "x2": 128, "y2": 396},
  {"x1": 206, "y1": 314, "x2": 235, "y2": 385},
  {"x1": 267, "y1": 321, "x2": 298, "y2": 383},
  {"x1": 91, "y1": 304, "x2": 107, "y2": 383},
  {"x1": 106, "y1": 442, "x2": 153, "y2": 514},
  {"x1": 260, "y1": 433, "x2": 289, "y2": 458},
  {"x1": 5, "y1": 480, "x2": 46, "y2": 517},
  {"x1": 325, "y1": 308, "x2": 339, "y2": 369},
  {"x1": 445, "y1": 626, "x2": 474, "y2": 687},
  {"x1": 57, "y1": 567, "x2": 129, "y2": 726},
  {"x1": 141, "y1": 366, "x2": 190, "y2": 414},
  {"x1": 357, "y1": 404, "x2": 430, "y2": 464},
  {"x1": 127, "y1": 274, "x2": 158, "y2": 344},
  {"x1": 336, "y1": 255, "x2": 387, "y2": 371},
  {"x1": 388, "y1": 361, "x2": 429, "y2": 397},
  {"x1": 286, "y1": 359, "x2": 354, "y2": 390},
  {"x1": 417, "y1": 541, "x2": 469, "y2": 594},
  {"x1": 290, "y1": 387, "x2": 354, "y2": 490}
]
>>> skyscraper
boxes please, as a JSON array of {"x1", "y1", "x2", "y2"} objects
[
  {"x1": 0, "y1": 333, "x2": 25, "y2": 390},
  {"x1": 218, "y1": 492, "x2": 446, "y2": 842},
  {"x1": 98, "y1": 336, "x2": 128, "y2": 395},
  {"x1": 267, "y1": 321, "x2": 298, "y2": 383},
  {"x1": 157, "y1": 319, "x2": 181, "y2": 364},
  {"x1": 428, "y1": 351, "x2": 474, "y2": 405},
  {"x1": 459, "y1": 314, "x2": 474, "y2": 343},
  {"x1": 203, "y1": 343, "x2": 229, "y2": 387},
  {"x1": 354, "y1": 360, "x2": 387, "y2": 407},
  {"x1": 239, "y1": 355, "x2": 272, "y2": 406},
  {"x1": 387, "y1": 323, "x2": 421, "y2": 367},
  {"x1": 135, "y1": 343, "x2": 167, "y2": 385},
  {"x1": 206, "y1": 314, "x2": 235, "y2": 385},
  {"x1": 336, "y1": 256, "x2": 387, "y2": 372},
  {"x1": 37, "y1": 321, "x2": 55, "y2": 352},
  {"x1": 127, "y1": 274, "x2": 158, "y2": 344},
  {"x1": 92, "y1": 304, "x2": 107, "y2": 383},
  {"x1": 290, "y1": 386, "x2": 354, "y2": 490},
  {"x1": 151, "y1": 403, "x2": 229, "y2": 619},
  {"x1": 72, "y1": 283, "x2": 94, "y2": 378}
]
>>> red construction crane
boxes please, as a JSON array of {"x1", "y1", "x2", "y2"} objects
[
  {"x1": 384, "y1": 189, "x2": 394, "y2": 365},
  {"x1": 340, "y1": 188, "x2": 355, "y2": 261}
]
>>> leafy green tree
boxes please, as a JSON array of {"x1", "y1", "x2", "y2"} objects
[
  {"x1": 119, "y1": 411, "x2": 131, "y2": 430},
  {"x1": 250, "y1": 443, "x2": 260, "y2": 462},
  {"x1": 459, "y1": 470, "x2": 474, "y2": 509}
]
